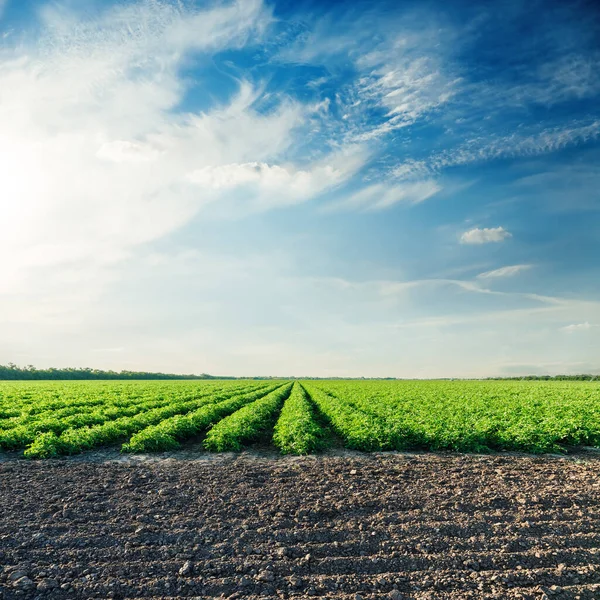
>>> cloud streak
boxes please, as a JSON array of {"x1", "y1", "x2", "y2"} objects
[
  {"x1": 477, "y1": 265, "x2": 532, "y2": 279},
  {"x1": 325, "y1": 180, "x2": 441, "y2": 212},
  {"x1": 561, "y1": 322, "x2": 599, "y2": 332}
]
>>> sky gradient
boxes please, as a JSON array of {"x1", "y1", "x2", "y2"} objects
[{"x1": 1, "y1": 0, "x2": 599, "y2": 377}]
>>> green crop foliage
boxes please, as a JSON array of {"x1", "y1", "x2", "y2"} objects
[
  {"x1": 16, "y1": 381, "x2": 270, "y2": 458},
  {"x1": 23, "y1": 432, "x2": 66, "y2": 459},
  {"x1": 302, "y1": 384, "x2": 395, "y2": 451},
  {"x1": 123, "y1": 383, "x2": 283, "y2": 452},
  {"x1": 272, "y1": 383, "x2": 328, "y2": 455},
  {"x1": 0, "y1": 379, "x2": 598, "y2": 457},
  {"x1": 204, "y1": 383, "x2": 293, "y2": 452},
  {"x1": 307, "y1": 380, "x2": 600, "y2": 454}
]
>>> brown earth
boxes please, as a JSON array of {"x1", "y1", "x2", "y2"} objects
[{"x1": 0, "y1": 452, "x2": 599, "y2": 600}]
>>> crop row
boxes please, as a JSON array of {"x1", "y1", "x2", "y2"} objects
[
  {"x1": 0, "y1": 381, "x2": 217, "y2": 421},
  {"x1": 123, "y1": 383, "x2": 287, "y2": 452},
  {"x1": 272, "y1": 383, "x2": 328, "y2": 454},
  {"x1": 203, "y1": 383, "x2": 294, "y2": 451},
  {"x1": 0, "y1": 381, "x2": 152, "y2": 416}
]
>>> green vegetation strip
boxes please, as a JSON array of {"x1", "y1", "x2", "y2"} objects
[
  {"x1": 313, "y1": 380, "x2": 600, "y2": 453},
  {"x1": 1, "y1": 379, "x2": 598, "y2": 456},
  {"x1": 123, "y1": 384, "x2": 284, "y2": 452},
  {"x1": 272, "y1": 383, "x2": 328, "y2": 455},
  {"x1": 204, "y1": 383, "x2": 293, "y2": 452},
  {"x1": 2, "y1": 397, "x2": 172, "y2": 451},
  {"x1": 0, "y1": 389, "x2": 177, "y2": 433},
  {"x1": 2, "y1": 383, "x2": 237, "y2": 451},
  {"x1": 23, "y1": 383, "x2": 269, "y2": 458}
]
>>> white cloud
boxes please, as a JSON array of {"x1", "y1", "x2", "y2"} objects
[
  {"x1": 454, "y1": 121, "x2": 600, "y2": 163},
  {"x1": 326, "y1": 180, "x2": 441, "y2": 212},
  {"x1": 561, "y1": 322, "x2": 598, "y2": 332},
  {"x1": 477, "y1": 264, "x2": 532, "y2": 279},
  {"x1": 187, "y1": 146, "x2": 368, "y2": 209},
  {"x1": 461, "y1": 227, "x2": 512, "y2": 245},
  {"x1": 96, "y1": 140, "x2": 162, "y2": 163},
  {"x1": 336, "y1": 27, "x2": 462, "y2": 142},
  {"x1": 276, "y1": 12, "x2": 462, "y2": 143},
  {"x1": 277, "y1": 5, "x2": 600, "y2": 175},
  {"x1": 0, "y1": 1, "x2": 280, "y2": 267},
  {"x1": 391, "y1": 159, "x2": 430, "y2": 180},
  {"x1": 354, "y1": 53, "x2": 460, "y2": 139}
]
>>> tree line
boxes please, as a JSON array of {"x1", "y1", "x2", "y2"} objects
[
  {"x1": 0, "y1": 364, "x2": 225, "y2": 380},
  {"x1": 487, "y1": 375, "x2": 598, "y2": 381},
  {"x1": 0, "y1": 364, "x2": 596, "y2": 381}
]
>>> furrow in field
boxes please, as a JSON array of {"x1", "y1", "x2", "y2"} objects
[
  {"x1": 58, "y1": 565, "x2": 597, "y2": 599},
  {"x1": 10, "y1": 543, "x2": 600, "y2": 576},
  {"x1": 2, "y1": 554, "x2": 598, "y2": 599}
]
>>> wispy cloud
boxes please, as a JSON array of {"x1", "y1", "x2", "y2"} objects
[
  {"x1": 460, "y1": 227, "x2": 512, "y2": 245},
  {"x1": 325, "y1": 180, "x2": 441, "y2": 212},
  {"x1": 514, "y1": 53, "x2": 600, "y2": 106},
  {"x1": 477, "y1": 264, "x2": 532, "y2": 279},
  {"x1": 187, "y1": 146, "x2": 368, "y2": 210},
  {"x1": 391, "y1": 120, "x2": 600, "y2": 180},
  {"x1": 279, "y1": 2, "x2": 600, "y2": 175},
  {"x1": 561, "y1": 322, "x2": 599, "y2": 332},
  {"x1": 351, "y1": 47, "x2": 461, "y2": 140}
]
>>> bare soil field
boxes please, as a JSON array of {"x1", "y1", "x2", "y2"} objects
[{"x1": 1, "y1": 452, "x2": 599, "y2": 600}]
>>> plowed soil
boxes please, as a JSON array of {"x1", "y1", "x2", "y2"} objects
[{"x1": 1, "y1": 452, "x2": 599, "y2": 600}]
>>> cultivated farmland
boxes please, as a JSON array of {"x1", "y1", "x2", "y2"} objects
[
  {"x1": 1, "y1": 379, "x2": 600, "y2": 600},
  {"x1": 0, "y1": 379, "x2": 598, "y2": 457}
]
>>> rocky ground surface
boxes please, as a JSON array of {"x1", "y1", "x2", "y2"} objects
[{"x1": 0, "y1": 452, "x2": 599, "y2": 600}]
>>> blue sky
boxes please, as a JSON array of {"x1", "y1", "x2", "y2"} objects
[{"x1": 1, "y1": 0, "x2": 599, "y2": 377}]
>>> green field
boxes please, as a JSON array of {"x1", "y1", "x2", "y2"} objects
[{"x1": 0, "y1": 379, "x2": 598, "y2": 458}]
